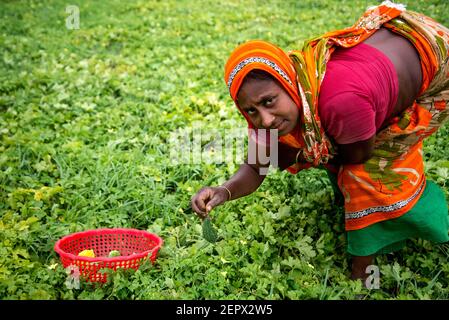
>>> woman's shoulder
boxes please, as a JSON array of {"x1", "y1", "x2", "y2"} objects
[{"x1": 319, "y1": 49, "x2": 374, "y2": 103}]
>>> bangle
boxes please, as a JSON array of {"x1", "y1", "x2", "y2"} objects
[
  {"x1": 218, "y1": 185, "x2": 232, "y2": 201},
  {"x1": 296, "y1": 150, "x2": 303, "y2": 163}
]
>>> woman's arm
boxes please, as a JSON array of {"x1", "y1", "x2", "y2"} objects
[
  {"x1": 222, "y1": 161, "x2": 267, "y2": 200},
  {"x1": 334, "y1": 135, "x2": 375, "y2": 164},
  {"x1": 191, "y1": 142, "x2": 270, "y2": 218}
]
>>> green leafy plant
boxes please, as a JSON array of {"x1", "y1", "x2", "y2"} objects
[{"x1": 1, "y1": 0, "x2": 448, "y2": 300}]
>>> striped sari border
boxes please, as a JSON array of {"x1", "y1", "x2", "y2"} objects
[{"x1": 345, "y1": 180, "x2": 425, "y2": 220}]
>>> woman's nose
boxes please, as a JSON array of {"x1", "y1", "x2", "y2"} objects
[{"x1": 260, "y1": 110, "x2": 275, "y2": 129}]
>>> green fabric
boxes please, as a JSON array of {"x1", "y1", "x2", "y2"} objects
[
  {"x1": 326, "y1": 171, "x2": 449, "y2": 256},
  {"x1": 347, "y1": 180, "x2": 449, "y2": 256}
]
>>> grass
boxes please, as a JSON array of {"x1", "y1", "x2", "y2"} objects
[{"x1": 1, "y1": 0, "x2": 449, "y2": 300}]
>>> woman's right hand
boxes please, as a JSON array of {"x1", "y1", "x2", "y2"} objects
[{"x1": 191, "y1": 186, "x2": 230, "y2": 219}]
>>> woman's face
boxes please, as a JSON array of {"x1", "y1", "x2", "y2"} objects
[{"x1": 237, "y1": 77, "x2": 299, "y2": 136}]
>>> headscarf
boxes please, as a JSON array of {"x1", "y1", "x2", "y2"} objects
[
  {"x1": 224, "y1": 40, "x2": 301, "y2": 110},
  {"x1": 224, "y1": 40, "x2": 333, "y2": 172}
]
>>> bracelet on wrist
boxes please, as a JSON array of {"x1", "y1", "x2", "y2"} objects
[{"x1": 218, "y1": 185, "x2": 232, "y2": 201}]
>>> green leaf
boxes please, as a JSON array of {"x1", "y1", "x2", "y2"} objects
[{"x1": 202, "y1": 217, "x2": 218, "y2": 243}]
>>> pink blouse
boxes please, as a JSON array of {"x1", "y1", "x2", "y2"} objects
[{"x1": 318, "y1": 42, "x2": 399, "y2": 144}]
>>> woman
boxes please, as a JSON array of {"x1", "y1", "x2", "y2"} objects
[{"x1": 191, "y1": 2, "x2": 449, "y2": 282}]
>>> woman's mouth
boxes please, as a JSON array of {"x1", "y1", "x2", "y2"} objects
[{"x1": 273, "y1": 120, "x2": 287, "y2": 132}]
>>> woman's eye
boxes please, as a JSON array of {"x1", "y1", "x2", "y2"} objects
[
  {"x1": 247, "y1": 108, "x2": 256, "y2": 115},
  {"x1": 264, "y1": 98, "x2": 274, "y2": 106}
]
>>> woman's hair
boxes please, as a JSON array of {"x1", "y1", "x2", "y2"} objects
[
  {"x1": 238, "y1": 69, "x2": 278, "y2": 99},
  {"x1": 243, "y1": 69, "x2": 276, "y2": 83}
]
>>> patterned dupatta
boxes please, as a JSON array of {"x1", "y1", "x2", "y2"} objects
[
  {"x1": 294, "y1": 1, "x2": 449, "y2": 230},
  {"x1": 284, "y1": 1, "x2": 405, "y2": 173},
  {"x1": 287, "y1": 1, "x2": 449, "y2": 230}
]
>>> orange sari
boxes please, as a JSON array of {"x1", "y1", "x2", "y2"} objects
[{"x1": 225, "y1": 2, "x2": 449, "y2": 231}]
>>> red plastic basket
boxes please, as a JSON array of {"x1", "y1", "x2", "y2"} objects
[{"x1": 54, "y1": 228, "x2": 163, "y2": 283}]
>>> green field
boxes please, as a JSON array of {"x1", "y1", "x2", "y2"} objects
[{"x1": 1, "y1": 0, "x2": 449, "y2": 300}]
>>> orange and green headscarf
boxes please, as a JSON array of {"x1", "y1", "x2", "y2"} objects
[{"x1": 224, "y1": 40, "x2": 335, "y2": 172}]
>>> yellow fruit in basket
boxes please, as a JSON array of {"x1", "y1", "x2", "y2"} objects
[
  {"x1": 78, "y1": 249, "x2": 96, "y2": 257},
  {"x1": 108, "y1": 250, "x2": 121, "y2": 257}
]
